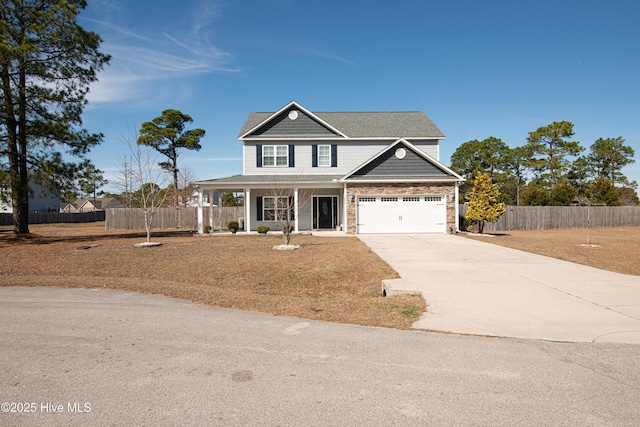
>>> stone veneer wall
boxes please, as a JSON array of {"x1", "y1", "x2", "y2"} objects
[{"x1": 345, "y1": 183, "x2": 457, "y2": 234}]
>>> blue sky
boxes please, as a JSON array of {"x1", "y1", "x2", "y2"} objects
[{"x1": 79, "y1": 0, "x2": 640, "y2": 192}]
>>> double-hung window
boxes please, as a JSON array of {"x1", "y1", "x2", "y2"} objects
[
  {"x1": 318, "y1": 145, "x2": 331, "y2": 167},
  {"x1": 263, "y1": 196, "x2": 294, "y2": 221},
  {"x1": 263, "y1": 145, "x2": 288, "y2": 167}
]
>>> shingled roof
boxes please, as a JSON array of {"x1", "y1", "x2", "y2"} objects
[{"x1": 238, "y1": 102, "x2": 445, "y2": 139}]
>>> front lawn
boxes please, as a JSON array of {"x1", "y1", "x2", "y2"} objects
[{"x1": 0, "y1": 223, "x2": 425, "y2": 329}]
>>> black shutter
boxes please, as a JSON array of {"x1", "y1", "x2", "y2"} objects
[
  {"x1": 331, "y1": 144, "x2": 338, "y2": 167},
  {"x1": 288, "y1": 145, "x2": 295, "y2": 167},
  {"x1": 312, "y1": 144, "x2": 318, "y2": 167},
  {"x1": 256, "y1": 145, "x2": 262, "y2": 168},
  {"x1": 256, "y1": 196, "x2": 262, "y2": 221},
  {"x1": 289, "y1": 196, "x2": 295, "y2": 220}
]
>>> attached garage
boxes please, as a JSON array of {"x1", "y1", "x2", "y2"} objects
[{"x1": 357, "y1": 195, "x2": 446, "y2": 234}]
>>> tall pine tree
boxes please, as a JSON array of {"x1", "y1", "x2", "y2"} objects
[{"x1": 0, "y1": 0, "x2": 110, "y2": 233}]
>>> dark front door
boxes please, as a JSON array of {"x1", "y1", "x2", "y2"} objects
[{"x1": 317, "y1": 197, "x2": 334, "y2": 229}]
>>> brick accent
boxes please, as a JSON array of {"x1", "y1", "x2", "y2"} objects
[{"x1": 345, "y1": 183, "x2": 457, "y2": 234}]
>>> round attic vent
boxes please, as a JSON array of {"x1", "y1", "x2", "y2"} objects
[
  {"x1": 288, "y1": 110, "x2": 299, "y2": 120},
  {"x1": 395, "y1": 147, "x2": 407, "y2": 159}
]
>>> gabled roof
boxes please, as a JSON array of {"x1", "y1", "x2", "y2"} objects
[
  {"x1": 341, "y1": 139, "x2": 463, "y2": 183},
  {"x1": 238, "y1": 101, "x2": 445, "y2": 140}
]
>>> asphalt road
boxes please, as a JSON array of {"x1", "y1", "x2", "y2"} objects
[{"x1": 1, "y1": 287, "x2": 639, "y2": 426}]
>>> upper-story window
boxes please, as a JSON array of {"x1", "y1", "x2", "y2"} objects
[
  {"x1": 318, "y1": 145, "x2": 331, "y2": 167},
  {"x1": 263, "y1": 145, "x2": 288, "y2": 167},
  {"x1": 312, "y1": 144, "x2": 337, "y2": 168}
]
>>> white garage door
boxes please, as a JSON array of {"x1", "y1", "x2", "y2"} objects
[{"x1": 357, "y1": 195, "x2": 446, "y2": 234}]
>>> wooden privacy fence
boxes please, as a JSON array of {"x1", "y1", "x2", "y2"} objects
[
  {"x1": 0, "y1": 211, "x2": 105, "y2": 226},
  {"x1": 459, "y1": 205, "x2": 640, "y2": 231},
  {"x1": 105, "y1": 207, "x2": 245, "y2": 231}
]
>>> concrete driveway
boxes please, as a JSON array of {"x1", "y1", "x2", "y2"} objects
[{"x1": 359, "y1": 234, "x2": 640, "y2": 343}]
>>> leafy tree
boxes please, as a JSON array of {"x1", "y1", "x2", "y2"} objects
[
  {"x1": 0, "y1": 0, "x2": 110, "y2": 233},
  {"x1": 617, "y1": 187, "x2": 639, "y2": 206},
  {"x1": 222, "y1": 192, "x2": 244, "y2": 207},
  {"x1": 465, "y1": 172, "x2": 505, "y2": 234},
  {"x1": 137, "y1": 109, "x2": 206, "y2": 207},
  {"x1": 450, "y1": 137, "x2": 509, "y2": 200},
  {"x1": 548, "y1": 178, "x2": 578, "y2": 206},
  {"x1": 586, "y1": 176, "x2": 622, "y2": 206},
  {"x1": 520, "y1": 180, "x2": 549, "y2": 206},
  {"x1": 587, "y1": 137, "x2": 635, "y2": 186},
  {"x1": 525, "y1": 121, "x2": 583, "y2": 190}
]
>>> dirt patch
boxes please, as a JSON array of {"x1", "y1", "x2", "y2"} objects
[
  {"x1": 462, "y1": 226, "x2": 640, "y2": 276},
  {"x1": 0, "y1": 223, "x2": 423, "y2": 329}
]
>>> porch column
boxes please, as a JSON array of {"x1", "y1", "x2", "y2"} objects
[
  {"x1": 455, "y1": 183, "x2": 460, "y2": 232},
  {"x1": 294, "y1": 187, "x2": 299, "y2": 233},
  {"x1": 343, "y1": 183, "x2": 348, "y2": 232},
  {"x1": 197, "y1": 187, "x2": 204, "y2": 234},
  {"x1": 245, "y1": 188, "x2": 251, "y2": 233},
  {"x1": 208, "y1": 190, "x2": 214, "y2": 233},
  {"x1": 217, "y1": 191, "x2": 223, "y2": 232}
]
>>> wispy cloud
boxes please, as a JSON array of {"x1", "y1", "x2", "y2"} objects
[{"x1": 83, "y1": 1, "x2": 240, "y2": 105}]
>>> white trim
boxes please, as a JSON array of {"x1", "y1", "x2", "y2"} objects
[
  {"x1": 343, "y1": 183, "x2": 348, "y2": 231},
  {"x1": 340, "y1": 138, "x2": 464, "y2": 182},
  {"x1": 294, "y1": 187, "x2": 299, "y2": 232},
  {"x1": 197, "y1": 189, "x2": 204, "y2": 234},
  {"x1": 262, "y1": 145, "x2": 288, "y2": 167},
  {"x1": 245, "y1": 188, "x2": 251, "y2": 233},
  {"x1": 318, "y1": 144, "x2": 331, "y2": 167},
  {"x1": 239, "y1": 101, "x2": 350, "y2": 139}
]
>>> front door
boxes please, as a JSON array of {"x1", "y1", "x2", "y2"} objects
[{"x1": 314, "y1": 196, "x2": 336, "y2": 229}]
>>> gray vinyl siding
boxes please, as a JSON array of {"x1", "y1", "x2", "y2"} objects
[
  {"x1": 249, "y1": 109, "x2": 340, "y2": 138},
  {"x1": 349, "y1": 144, "x2": 449, "y2": 179},
  {"x1": 244, "y1": 139, "x2": 440, "y2": 176}
]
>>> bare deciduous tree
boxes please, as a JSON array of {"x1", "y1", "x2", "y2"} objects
[
  {"x1": 266, "y1": 176, "x2": 314, "y2": 246},
  {"x1": 115, "y1": 128, "x2": 170, "y2": 245}
]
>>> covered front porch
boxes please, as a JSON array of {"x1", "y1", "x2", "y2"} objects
[{"x1": 193, "y1": 175, "x2": 345, "y2": 234}]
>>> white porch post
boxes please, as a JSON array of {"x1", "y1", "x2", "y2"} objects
[
  {"x1": 208, "y1": 190, "x2": 214, "y2": 233},
  {"x1": 197, "y1": 187, "x2": 204, "y2": 234},
  {"x1": 294, "y1": 187, "x2": 299, "y2": 233},
  {"x1": 217, "y1": 191, "x2": 223, "y2": 232},
  {"x1": 343, "y1": 183, "x2": 348, "y2": 232},
  {"x1": 455, "y1": 183, "x2": 460, "y2": 232},
  {"x1": 245, "y1": 188, "x2": 251, "y2": 233}
]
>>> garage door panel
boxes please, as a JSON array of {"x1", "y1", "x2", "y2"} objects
[{"x1": 357, "y1": 195, "x2": 446, "y2": 234}]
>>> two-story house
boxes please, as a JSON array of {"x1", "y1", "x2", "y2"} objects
[{"x1": 194, "y1": 101, "x2": 463, "y2": 234}]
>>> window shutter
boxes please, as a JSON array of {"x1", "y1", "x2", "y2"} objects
[
  {"x1": 289, "y1": 196, "x2": 295, "y2": 220},
  {"x1": 312, "y1": 144, "x2": 318, "y2": 167},
  {"x1": 256, "y1": 145, "x2": 262, "y2": 168},
  {"x1": 331, "y1": 144, "x2": 337, "y2": 167},
  {"x1": 288, "y1": 145, "x2": 295, "y2": 167},
  {"x1": 256, "y1": 196, "x2": 262, "y2": 221}
]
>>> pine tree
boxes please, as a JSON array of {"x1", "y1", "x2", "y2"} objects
[
  {"x1": 466, "y1": 172, "x2": 506, "y2": 234},
  {"x1": 0, "y1": 0, "x2": 110, "y2": 234}
]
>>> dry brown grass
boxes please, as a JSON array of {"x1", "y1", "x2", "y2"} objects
[
  {"x1": 0, "y1": 223, "x2": 425, "y2": 329},
  {"x1": 463, "y1": 226, "x2": 640, "y2": 276}
]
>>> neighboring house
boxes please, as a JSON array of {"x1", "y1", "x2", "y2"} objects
[
  {"x1": 194, "y1": 101, "x2": 463, "y2": 234},
  {"x1": 61, "y1": 197, "x2": 123, "y2": 212},
  {"x1": 1, "y1": 181, "x2": 61, "y2": 213},
  {"x1": 571, "y1": 196, "x2": 591, "y2": 206},
  {"x1": 183, "y1": 189, "x2": 216, "y2": 208}
]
